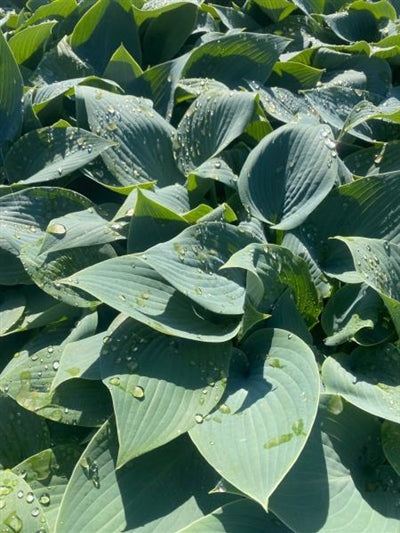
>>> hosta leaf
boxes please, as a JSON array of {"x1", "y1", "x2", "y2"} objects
[
  {"x1": 0, "y1": 394, "x2": 50, "y2": 469},
  {"x1": 294, "y1": 174, "x2": 400, "y2": 279},
  {"x1": 70, "y1": 0, "x2": 141, "y2": 73},
  {"x1": 238, "y1": 123, "x2": 338, "y2": 230},
  {"x1": 0, "y1": 187, "x2": 93, "y2": 284},
  {"x1": 0, "y1": 187, "x2": 93, "y2": 252},
  {"x1": 281, "y1": 232, "x2": 332, "y2": 299},
  {"x1": 61, "y1": 255, "x2": 241, "y2": 341},
  {"x1": 252, "y1": 82, "x2": 312, "y2": 123},
  {"x1": 179, "y1": 498, "x2": 292, "y2": 532},
  {"x1": 0, "y1": 29, "x2": 23, "y2": 150},
  {"x1": 39, "y1": 207, "x2": 122, "y2": 254},
  {"x1": 182, "y1": 32, "x2": 290, "y2": 87},
  {"x1": 335, "y1": 236, "x2": 400, "y2": 332},
  {"x1": 128, "y1": 54, "x2": 188, "y2": 119},
  {"x1": 8, "y1": 21, "x2": 56, "y2": 66},
  {"x1": 304, "y1": 87, "x2": 399, "y2": 142},
  {"x1": 344, "y1": 141, "x2": 400, "y2": 176},
  {"x1": 190, "y1": 328, "x2": 320, "y2": 508},
  {"x1": 77, "y1": 86, "x2": 184, "y2": 188},
  {"x1": 174, "y1": 90, "x2": 256, "y2": 175},
  {"x1": 11, "y1": 445, "x2": 82, "y2": 532},
  {"x1": 20, "y1": 239, "x2": 113, "y2": 308},
  {"x1": 127, "y1": 188, "x2": 189, "y2": 253},
  {"x1": 266, "y1": 290, "x2": 313, "y2": 345},
  {"x1": 0, "y1": 326, "x2": 111, "y2": 426},
  {"x1": 251, "y1": 0, "x2": 296, "y2": 23},
  {"x1": 0, "y1": 470, "x2": 49, "y2": 533},
  {"x1": 103, "y1": 44, "x2": 143, "y2": 90},
  {"x1": 55, "y1": 425, "x2": 229, "y2": 533},
  {"x1": 4, "y1": 126, "x2": 114, "y2": 185},
  {"x1": 100, "y1": 318, "x2": 231, "y2": 466},
  {"x1": 24, "y1": 0, "x2": 77, "y2": 26},
  {"x1": 270, "y1": 400, "x2": 400, "y2": 532},
  {"x1": 222, "y1": 242, "x2": 321, "y2": 326},
  {"x1": 52, "y1": 332, "x2": 105, "y2": 389},
  {"x1": 3, "y1": 286, "x2": 80, "y2": 335},
  {"x1": 144, "y1": 222, "x2": 253, "y2": 315},
  {"x1": 321, "y1": 283, "x2": 393, "y2": 346},
  {"x1": 322, "y1": 344, "x2": 400, "y2": 423},
  {"x1": 138, "y1": 0, "x2": 199, "y2": 65}
]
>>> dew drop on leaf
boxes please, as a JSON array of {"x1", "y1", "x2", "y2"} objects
[
  {"x1": 132, "y1": 386, "x2": 144, "y2": 399},
  {"x1": 38, "y1": 493, "x2": 50, "y2": 506},
  {"x1": 194, "y1": 414, "x2": 204, "y2": 424},
  {"x1": 47, "y1": 223, "x2": 67, "y2": 236}
]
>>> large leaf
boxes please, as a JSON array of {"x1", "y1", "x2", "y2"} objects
[
  {"x1": 55, "y1": 424, "x2": 230, "y2": 532},
  {"x1": 144, "y1": 222, "x2": 253, "y2": 315},
  {"x1": 238, "y1": 123, "x2": 338, "y2": 230},
  {"x1": 321, "y1": 283, "x2": 394, "y2": 346},
  {"x1": 77, "y1": 86, "x2": 184, "y2": 188},
  {"x1": 322, "y1": 344, "x2": 400, "y2": 423},
  {"x1": 137, "y1": 0, "x2": 199, "y2": 65},
  {"x1": 190, "y1": 328, "x2": 320, "y2": 508},
  {"x1": 4, "y1": 126, "x2": 114, "y2": 185},
  {"x1": 60, "y1": 254, "x2": 241, "y2": 341},
  {"x1": 182, "y1": 32, "x2": 290, "y2": 87},
  {"x1": 291, "y1": 174, "x2": 400, "y2": 280},
  {"x1": 0, "y1": 338, "x2": 112, "y2": 426},
  {"x1": 100, "y1": 318, "x2": 231, "y2": 467},
  {"x1": 0, "y1": 29, "x2": 23, "y2": 150},
  {"x1": 270, "y1": 399, "x2": 400, "y2": 532},
  {"x1": 8, "y1": 21, "x2": 56, "y2": 66},
  {"x1": 70, "y1": 0, "x2": 141, "y2": 73},
  {"x1": 174, "y1": 90, "x2": 256, "y2": 175},
  {"x1": 222, "y1": 242, "x2": 321, "y2": 326},
  {"x1": 20, "y1": 238, "x2": 114, "y2": 308},
  {"x1": 39, "y1": 207, "x2": 122, "y2": 254}
]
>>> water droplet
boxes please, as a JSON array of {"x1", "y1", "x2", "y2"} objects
[
  {"x1": 119, "y1": 294, "x2": 126, "y2": 301},
  {"x1": 109, "y1": 377, "x2": 120, "y2": 386},
  {"x1": 47, "y1": 223, "x2": 66, "y2": 236},
  {"x1": 52, "y1": 361, "x2": 59, "y2": 371},
  {"x1": 48, "y1": 346, "x2": 54, "y2": 354},
  {"x1": 219, "y1": 404, "x2": 231, "y2": 414},
  {"x1": 26, "y1": 492, "x2": 35, "y2": 503},
  {"x1": 38, "y1": 493, "x2": 50, "y2": 506},
  {"x1": 31, "y1": 507, "x2": 40, "y2": 517},
  {"x1": 132, "y1": 385, "x2": 144, "y2": 399},
  {"x1": 194, "y1": 414, "x2": 203, "y2": 424},
  {"x1": 17, "y1": 490, "x2": 24, "y2": 499}
]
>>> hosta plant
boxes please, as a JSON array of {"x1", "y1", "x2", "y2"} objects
[{"x1": 1, "y1": 0, "x2": 400, "y2": 531}]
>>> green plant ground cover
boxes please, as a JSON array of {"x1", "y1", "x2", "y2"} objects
[{"x1": 2, "y1": 0, "x2": 400, "y2": 531}]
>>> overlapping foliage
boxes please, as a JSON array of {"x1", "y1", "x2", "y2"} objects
[{"x1": 1, "y1": 0, "x2": 400, "y2": 531}]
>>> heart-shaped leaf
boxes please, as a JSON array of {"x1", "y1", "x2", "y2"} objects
[{"x1": 190, "y1": 328, "x2": 320, "y2": 508}]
